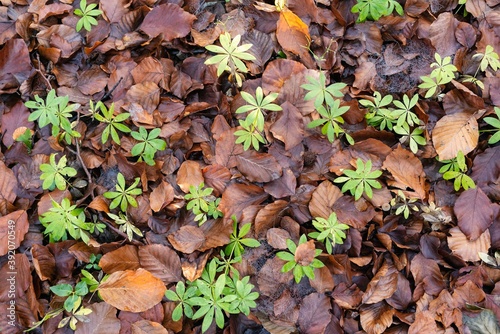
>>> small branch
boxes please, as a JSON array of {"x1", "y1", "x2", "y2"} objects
[
  {"x1": 35, "y1": 54, "x2": 53, "y2": 92},
  {"x1": 101, "y1": 77, "x2": 123, "y2": 101}
]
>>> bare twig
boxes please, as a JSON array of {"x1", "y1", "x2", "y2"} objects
[{"x1": 35, "y1": 54, "x2": 53, "y2": 92}]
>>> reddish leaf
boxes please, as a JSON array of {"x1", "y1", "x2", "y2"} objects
[
  {"x1": 264, "y1": 168, "x2": 297, "y2": 198},
  {"x1": 176, "y1": 160, "x2": 204, "y2": 193},
  {"x1": 202, "y1": 164, "x2": 231, "y2": 197},
  {"x1": 77, "y1": 66, "x2": 109, "y2": 96},
  {"x1": 74, "y1": 302, "x2": 120, "y2": 334},
  {"x1": 131, "y1": 320, "x2": 169, "y2": 334},
  {"x1": 139, "y1": 4, "x2": 196, "y2": 41},
  {"x1": 0, "y1": 39, "x2": 32, "y2": 93},
  {"x1": 455, "y1": 188, "x2": 495, "y2": 240},
  {"x1": 0, "y1": 160, "x2": 18, "y2": 206},
  {"x1": 219, "y1": 183, "x2": 268, "y2": 222},
  {"x1": 1, "y1": 100, "x2": 33, "y2": 148},
  {"x1": 267, "y1": 228, "x2": 291, "y2": 250},
  {"x1": 98, "y1": 269, "x2": 166, "y2": 313},
  {"x1": 333, "y1": 196, "x2": 376, "y2": 229},
  {"x1": 471, "y1": 146, "x2": 500, "y2": 195},
  {"x1": 138, "y1": 245, "x2": 182, "y2": 285},
  {"x1": 410, "y1": 253, "x2": 446, "y2": 298},
  {"x1": 235, "y1": 150, "x2": 282, "y2": 183},
  {"x1": 429, "y1": 13, "x2": 461, "y2": 56},
  {"x1": 99, "y1": 245, "x2": 140, "y2": 274},
  {"x1": 0, "y1": 210, "x2": 28, "y2": 257},
  {"x1": 254, "y1": 200, "x2": 288, "y2": 238},
  {"x1": 276, "y1": 9, "x2": 310, "y2": 59},
  {"x1": 362, "y1": 261, "x2": 398, "y2": 304},
  {"x1": 382, "y1": 145, "x2": 427, "y2": 200},
  {"x1": 125, "y1": 82, "x2": 161, "y2": 115},
  {"x1": 149, "y1": 181, "x2": 174, "y2": 212},
  {"x1": 453, "y1": 280, "x2": 486, "y2": 307},
  {"x1": 101, "y1": 0, "x2": 130, "y2": 24},
  {"x1": 408, "y1": 310, "x2": 438, "y2": 334},
  {"x1": 168, "y1": 225, "x2": 205, "y2": 254},
  {"x1": 359, "y1": 302, "x2": 395, "y2": 334},
  {"x1": 257, "y1": 257, "x2": 293, "y2": 297},
  {"x1": 131, "y1": 57, "x2": 164, "y2": 86},
  {"x1": 298, "y1": 293, "x2": 332, "y2": 334},
  {"x1": 31, "y1": 244, "x2": 56, "y2": 281},
  {"x1": 270, "y1": 101, "x2": 304, "y2": 150}
]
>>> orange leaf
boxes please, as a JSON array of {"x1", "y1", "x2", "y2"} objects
[
  {"x1": 176, "y1": 160, "x2": 204, "y2": 193},
  {"x1": 276, "y1": 9, "x2": 310, "y2": 57},
  {"x1": 99, "y1": 245, "x2": 140, "y2": 274},
  {"x1": 432, "y1": 112, "x2": 478, "y2": 160},
  {"x1": 98, "y1": 268, "x2": 166, "y2": 313},
  {"x1": 131, "y1": 320, "x2": 169, "y2": 334},
  {"x1": 308, "y1": 181, "x2": 342, "y2": 219}
]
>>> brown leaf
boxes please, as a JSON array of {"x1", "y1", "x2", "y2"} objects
[
  {"x1": 408, "y1": 310, "x2": 438, "y2": 334},
  {"x1": 453, "y1": 280, "x2": 486, "y2": 307},
  {"x1": 362, "y1": 261, "x2": 398, "y2": 304},
  {"x1": 309, "y1": 265, "x2": 335, "y2": 293},
  {"x1": 448, "y1": 227, "x2": 491, "y2": 262},
  {"x1": 276, "y1": 9, "x2": 310, "y2": 58},
  {"x1": 332, "y1": 283, "x2": 363, "y2": 309},
  {"x1": 131, "y1": 57, "x2": 164, "y2": 86},
  {"x1": 333, "y1": 196, "x2": 376, "y2": 229},
  {"x1": 138, "y1": 245, "x2": 182, "y2": 285},
  {"x1": 455, "y1": 188, "x2": 495, "y2": 241},
  {"x1": 88, "y1": 195, "x2": 110, "y2": 213},
  {"x1": 267, "y1": 228, "x2": 291, "y2": 250},
  {"x1": 139, "y1": 4, "x2": 196, "y2": 41},
  {"x1": 257, "y1": 257, "x2": 293, "y2": 297},
  {"x1": 0, "y1": 210, "x2": 28, "y2": 257},
  {"x1": 219, "y1": 183, "x2": 268, "y2": 222},
  {"x1": 353, "y1": 61, "x2": 376, "y2": 91},
  {"x1": 410, "y1": 253, "x2": 446, "y2": 298},
  {"x1": 149, "y1": 181, "x2": 174, "y2": 212},
  {"x1": 308, "y1": 181, "x2": 342, "y2": 219},
  {"x1": 168, "y1": 225, "x2": 205, "y2": 254},
  {"x1": 131, "y1": 320, "x2": 169, "y2": 334},
  {"x1": 202, "y1": 164, "x2": 231, "y2": 197},
  {"x1": 0, "y1": 160, "x2": 18, "y2": 205},
  {"x1": 235, "y1": 150, "x2": 282, "y2": 183},
  {"x1": 359, "y1": 302, "x2": 395, "y2": 334},
  {"x1": 77, "y1": 66, "x2": 109, "y2": 96},
  {"x1": 294, "y1": 239, "x2": 316, "y2": 266},
  {"x1": 264, "y1": 168, "x2": 297, "y2": 198},
  {"x1": 471, "y1": 146, "x2": 500, "y2": 195},
  {"x1": 270, "y1": 101, "x2": 304, "y2": 150},
  {"x1": 1, "y1": 100, "x2": 33, "y2": 148},
  {"x1": 298, "y1": 293, "x2": 332, "y2": 334},
  {"x1": 0, "y1": 39, "x2": 32, "y2": 93},
  {"x1": 176, "y1": 160, "x2": 204, "y2": 193},
  {"x1": 382, "y1": 145, "x2": 427, "y2": 200},
  {"x1": 126, "y1": 82, "x2": 161, "y2": 115},
  {"x1": 99, "y1": 245, "x2": 140, "y2": 274},
  {"x1": 101, "y1": 0, "x2": 130, "y2": 24},
  {"x1": 74, "y1": 302, "x2": 120, "y2": 334},
  {"x1": 98, "y1": 268, "x2": 166, "y2": 313},
  {"x1": 429, "y1": 13, "x2": 461, "y2": 56},
  {"x1": 37, "y1": 189, "x2": 71, "y2": 216},
  {"x1": 199, "y1": 219, "x2": 232, "y2": 252},
  {"x1": 254, "y1": 200, "x2": 288, "y2": 238},
  {"x1": 386, "y1": 273, "x2": 412, "y2": 310},
  {"x1": 432, "y1": 112, "x2": 479, "y2": 160},
  {"x1": 31, "y1": 244, "x2": 56, "y2": 281}
]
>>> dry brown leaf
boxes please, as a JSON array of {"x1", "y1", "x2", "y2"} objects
[
  {"x1": 408, "y1": 310, "x2": 438, "y2": 334},
  {"x1": 139, "y1": 3, "x2": 196, "y2": 41},
  {"x1": 270, "y1": 101, "x2": 304, "y2": 150},
  {"x1": 362, "y1": 261, "x2": 398, "y2": 304},
  {"x1": 254, "y1": 200, "x2": 288, "y2": 238},
  {"x1": 264, "y1": 168, "x2": 297, "y2": 199},
  {"x1": 455, "y1": 188, "x2": 495, "y2": 241},
  {"x1": 74, "y1": 302, "x2": 120, "y2": 334},
  {"x1": 168, "y1": 225, "x2": 205, "y2": 254},
  {"x1": 429, "y1": 13, "x2": 461, "y2": 57},
  {"x1": 235, "y1": 151, "x2": 282, "y2": 183},
  {"x1": 308, "y1": 181, "x2": 342, "y2": 219},
  {"x1": 448, "y1": 227, "x2": 491, "y2": 262},
  {"x1": 0, "y1": 210, "x2": 28, "y2": 256},
  {"x1": 432, "y1": 112, "x2": 479, "y2": 160},
  {"x1": 126, "y1": 82, "x2": 161, "y2": 115},
  {"x1": 138, "y1": 245, "x2": 182, "y2": 285},
  {"x1": 176, "y1": 160, "x2": 204, "y2": 193},
  {"x1": 276, "y1": 9, "x2": 310, "y2": 58},
  {"x1": 219, "y1": 183, "x2": 268, "y2": 222},
  {"x1": 0, "y1": 160, "x2": 18, "y2": 206},
  {"x1": 99, "y1": 245, "x2": 140, "y2": 274},
  {"x1": 359, "y1": 302, "x2": 395, "y2": 334},
  {"x1": 149, "y1": 181, "x2": 174, "y2": 212},
  {"x1": 131, "y1": 57, "x2": 164, "y2": 86},
  {"x1": 298, "y1": 293, "x2": 332, "y2": 334},
  {"x1": 98, "y1": 269, "x2": 166, "y2": 313},
  {"x1": 382, "y1": 145, "x2": 427, "y2": 200},
  {"x1": 202, "y1": 164, "x2": 231, "y2": 197},
  {"x1": 31, "y1": 244, "x2": 56, "y2": 281},
  {"x1": 131, "y1": 320, "x2": 169, "y2": 334},
  {"x1": 267, "y1": 228, "x2": 291, "y2": 250}
]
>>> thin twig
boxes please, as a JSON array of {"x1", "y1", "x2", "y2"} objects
[
  {"x1": 101, "y1": 77, "x2": 123, "y2": 101},
  {"x1": 35, "y1": 54, "x2": 53, "y2": 92}
]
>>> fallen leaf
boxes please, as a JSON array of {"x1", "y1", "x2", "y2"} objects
[
  {"x1": 99, "y1": 245, "x2": 140, "y2": 274},
  {"x1": 168, "y1": 225, "x2": 205, "y2": 254},
  {"x1": 429, "y1": 13, "x2": 461, "y2": 57},
  {"x1": 463, "y1": 309, "x2": 500, "y2": 334},
  {"x1": 176, "y1": 160, "x2": 204, "y2": 193},
  {"x1": 219, "y1": 183, "x2": 268, "y2": 222},
  {"x1": 298, "y1": 293, "x2": 332, "y2": 334},
  {"x1": 359, "y1": 302, "x2": 395, "y2": 334},
  {"x1": 139, "y1": 4, "x2": 196, "y2": 41},
  {"x1": 31, "y1": 244, "x2": 56, "y2": 281},
  {"x1": 447, "y1": 227, "x2": 491, "y2": 262},
  {"x1": 432, "y1": 112, "x2": 479, "y2": 160},
  {"x1": 131, "y1": 320, "x2": 169, "y2": 334},
  {"x1": 263, "y1": 168, "x2": 297, "y2": 198},
  {"x1": 254, "y1": 200, "x2": 288, "y2": 238},
  {"x1": 0, "y1": 210, "x2": 28, "y2": 256},
  {"x1": 126, "y1": 82, "x2": 161, "y2": 115},
  {"x1": 362, "y1": 261, "x2": 398, "y2": 304},
  {"x1": 235, "y1": 151, "x2": 282, "y2": 183},
  {"x1": 0, "y1": 160, "x2": 18, "y2": 206},
  {"x1": 276, "y1": 9, "x2": 310, "y2": 58},
  {"x1": 308, "y1": 181, "x2": 342, "y2": 219},
  {"x1": 98, "y1": 269, "x2": 166, "y2": 313},
  {"x1": 149, "y1": 181, "x2": 174, "y2": 212},
  {"x1": 0, "y1": 39, "x2": 32, "y2": 93},
  {"x1": 270, "y1": 101, "x2": 304, "y2": 150},
  {"x1": 75, "y1": 302, "x2": 121, "y2": 334},
  {"x1": 455, "y1": 188, "x2": 494, "y2": 241},
  {"x1": 138, "y1": 245, "x2": 182, "y2": 285},
  {"x1": 408, "y1": 310, "x2": 438, "y2": 334},
  {"x1": 267, "y1": 228, "x2": 291, "y2": 249}
]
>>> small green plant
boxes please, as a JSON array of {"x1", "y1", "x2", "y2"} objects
[
  {"x1": 419, "y1": 53, "x2": 457, "y2": 98},
  {"x1": 225, "y1": 216, "x2": 261, "y2": 258},
  {"x1": 92, "y1": 101, "x2": 131, "y2": 145},
  {"x1": 351, "y1": 0, "x2": 404, "y2": 22},
  {"x1": 205, "y1": 32, "x2": 256, "y2": 87},
  {"x1": 392, "y1": 94, "x2": 420, "y2": 127},
  {"x1": 40, "y1": 154, "x2": 77, "y2": 191},
  {"x1": 13, "y1": 127, "x2": 34, "y2": 152},
  {"x1": 25, "y1": 89, "x2": 81, "y2": 142},
  {"x1": 131, "y1": 127, "x2": 167, "y2": 166},
  {"x1": 334, "y1": 158, "x2": 382, "y2": 200},
  {"x1": 185, "y1": 182, "x2": 222, "y2": 225},
  {"x1": 302, "y1": 72, "x2": 346, "y2": 109},
  {"x1": 74, "y1": 0, "x2": 102, "y2": 32},
  {"x1": 84, "y1": 254, "x2": 102, "y2": 271},
  {"x1": 49, "y1": 282, "x2": 92, "y2": 330},
  {"x1": 80, "y1": 269, "x2": 108, "y2": 293},
  {"x1": 473, "y1": 45, "x2": 500, "y2": 73},
  {"x1": 440, "y1": 151, "x2": 476, "y2": 191},
  {"x1": 308, "y1": 213, "x2": 349, "y2": 254},
  {"x1": 107, "y1": 212, "x2": 143, "y2": 241},
  {"x1": 165, "y1": 281, "x2": 197, "y2": 321},
  {"x1": 103, "y1": 172, "x2": 142, "y2": 212},
  {"x1": 308, "y1": 100, "x2": 354, "y2": 144},
  {"x1": 393, "y1": 123, "x2": 426, "y2": 154},
  {"x1": 40, "y1": 198, "x2": 105, "y2": 244},
  {"x1": 276, "y1": 234, "x2": 325, "y2": 284},
  {"x1": 483, "y1": 106, "x2": 500, "y2": 144},
  {"x1": 389, "y1": 190, "x2": 419, "y2": 219},
  {"x1": 234, "y1": 87, "x2": 282, "y2": 151},
  {"x1": 361, "y1": 92, "x2": 397, "y2": 131}
]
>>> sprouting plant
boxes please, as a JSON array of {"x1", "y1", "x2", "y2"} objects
[
  {"x1": 103, "y1": 172, "x2": 142, "y2": 212},
  {"x1": 84, "y1": 254, "x2": 102, "y2": 271},
  {"x1": 473, "y1": 45, "x2": 500, "y2": 73},
  {"x1": 107, "y1": 212, "x2": 143, "y2": 242},
  {"x1": 234, "y1": 118, "x2": 267, "y2": 151},
  {"x1": 205, "y1": 32, "x2": 256, "y2": 87},
  {"x1": 302, "y1": 72, "x2": 347, "y2": 109},
  {"x1": 185, "y1": 182, "x2": 222, "y2": 225},
  {"x1": 25, "y1": 89, "x2": 81, "y2": 141},
  {"x1": 74, "y1": 0, "x2": 102, "y2": 32},
  {"x1": 440, "y1": 151, "x2": 476, "y2": 191},
  {"x1": 165, "y1": 281, "x2": 197, "y2": 322},
  {"x1": 40, "y1": 154, "x2": 77, "y2": 191},
  {"x1": 49, "y1": 282, "x2": 92, "y2": 330},
  {"x1": 225, "y1": 216, "x2": 261, "y2": 258},
  {"x1": 392, "y1": 94, "x2": 420, "y2": 127},
  {"x1": 130, "y1": 127, "x2": 167, "y2": 166},
  {"x1": 419, "y1": 53, "x2": 458, "y2": 98},
  {"x1": 351, "y1": 0, "x2": 404, "y2": 23},
  {"x1": 393, "y1": 123, "x2": 427, "y2": 154},
  {"x1": 361, "y1": 92, "x2": 397, "y2": 131},
  {"x1": 390, "y1": 190, "x2": 419, "y2": 219},
  {"x1": 308, "y1": 213, "x2": 349, "y2": 254},
  {"x1": 92, "y1": 101, "x2": 131, "y2": 145},
  {"x1": 40, "y1": 198, "x2": 105, "y2": 244},
  {"x1": 334, "y1": 158, "x2": 382, "y2": 200},
  {"x1": 224, "y1": 270, "x2": 259, "y2": 316},
  {"x1": 80, "y1": 269, "x2": 108, "y2": 294},
  {"x1": 483, "y1": 106, "x2": 500, "y2": 144},
  {"x1": 276, "y1": 234, "x2": 325, "y2": 284},
  {"x1": 308, "y1": 100, "x2": 354, "y2": 144},
  {"x1": 13, "y1": 127, "x2": 34, "y2": 152}
]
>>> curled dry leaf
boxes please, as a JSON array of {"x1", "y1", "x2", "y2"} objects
[
  {"x1": 432, "y1": 112, "x2": 478, "y2": 160},
  {"x1": 254, "y1": 200, "x2": 288, "y2": 238},
  {"x1": 308, "y1": 181, "x2": 342, "y2": 219},
  {"x1": 447, "y1": 227, "x2": 491, "y2": 262},
  {"x1": 168, "y1": 225, "x2": 205, "y2": 254},
  {"x1": 0, "y1": 210, "x2": 28, "y2": 256},
  {"x1": 359, "y1": 302, "x2": 395, "y2": 334},
  {"x1": 362, "y1": 261, "x2": 398, "y2": 304},
  {"x1": 31, "y1": 244, "x2": 56, "y2": 281},
  {"x1": 98, "y1": 268, "x2": 166, "y2": 313}
]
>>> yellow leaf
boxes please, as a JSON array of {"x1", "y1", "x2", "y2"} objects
[{"x1": 276, "y1": 9, "x2": 310, "y2": 57}]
